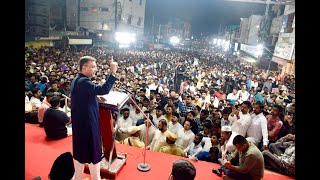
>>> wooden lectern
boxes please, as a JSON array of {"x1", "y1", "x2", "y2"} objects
[{"x1": 84, "y1": 91, "x2": 130, "y2": 179}]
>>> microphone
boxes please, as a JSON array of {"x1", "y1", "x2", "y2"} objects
[
  {"x1": 117, "y1": 86, "x2": 133, "y2": 95},
  {"x1": 61, "y1": 94, "x2": 71, "y2": 100}
]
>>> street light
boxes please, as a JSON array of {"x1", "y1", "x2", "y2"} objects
[{"x1": 170, "y1": 36, "x2": 180, "y2": 45}]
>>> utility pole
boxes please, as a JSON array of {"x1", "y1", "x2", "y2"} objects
[
  {"x1": 115, "y1": 0, "x2": 118, "y2": 32},
  {"x1": 151, "y1": 16, "x2": 154, "y2": 43},
  {"x1": 158, "y1": 24, "x2": 162, "y2": 43}
]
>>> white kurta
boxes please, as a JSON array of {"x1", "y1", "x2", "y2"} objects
[
  {"x1": 175, "y1": 129, "x2": 195, "y2": 150},
  {"x1": 149, "y1": 129, "x2": 171, "y2": 152},
  {"x1": 184, "y1": 142, "x2": 203, "y2": 158},
  {"x1": 229, "y1": 112, "x2": 252, "y2": 137},
  {"x1": 130, "y1": 110, "x2": 144, "y2": 126},
  {"x1": 116, "y1": 116, "x2": 133, "y2": 142},
  {"x1": 246, "y1": 112, "x2": 269, "y2": 146},
  {"x1": 168, "y1": 121, "x2": 183, "y2": 135},
  {"x1": 139, "y1": 124, "x2": 157, "y2": 146}
]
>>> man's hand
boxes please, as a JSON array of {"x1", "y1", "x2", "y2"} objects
[
  {"x1": 191, "y1": 157, "x2": 198, "y2": 162},
  {"x1": 97, "y1": 96, "x2": 107, "y2": 103},
  {"x1": 262, "y1": 145, "x2": 268, "y2": 151},
  {"x1": 224, "y1": 161, "x2": 232, "y2": 169},
  {"x1": 286, "y1": 133, "x2": 295, "y2": 139},
  {"x1": 110, "y1": 56, "x2": 118, "y2": 74}
]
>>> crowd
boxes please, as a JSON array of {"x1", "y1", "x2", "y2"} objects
[{"x1": 25, "y1": 43, "x2": 295, "y2": 179}]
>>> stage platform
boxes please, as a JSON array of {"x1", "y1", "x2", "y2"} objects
[{"x1": 25, "y1": 123, "x2": 294, "y2": 180}]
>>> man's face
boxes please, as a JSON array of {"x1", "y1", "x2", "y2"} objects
[
  {"x1": 193, "y1": 135, "x2": 202, "y2": 145},
  {"x1": 172, "y1": 116, "x2": 178, "y2": 123},
  {"x1": 158, "y1": 121, "x2": 165, "y2": 131},
  {"x1": 123, "y1": 111, "x2": 130, "y2": 119},
  {"x1": 83, "y1": 61, "x2": 97, "y2": 78},
  {"x1": 210, "y1": 151, "x2": 218, "y2": 160},
  {"x1": 271, "y1": 107, "x2": 280, "y2": 116},
  {"x1": 235, "y1": 143, "x2": 247, "y2": 153},
  {"x1": 166, "y1": 107, "x2": 173, "y2": 114},
  {"x1": 211, "y1": 135, "x2": 219, "y2": 146},
  {"x1": 183, "y1": 121, "x2": 191, "y2": 131},
  {"x1": 186, "y1": 97, "x2": 192, "y2": 104},
  {"x1": 186, "y1": 113, "x2": 194, "y2": 120},
  {"x1": 253, "y1": 104, "x2": 262, "y2": 115},
  {"x1": 156, "y1": 109, "x2": 163, "y2": 117},
  {"x1": 204, "y1": 127, "x2": 210, "y2": 134},
  {"x1": 240, "y1": 103, "x2": 249, "y2": 114},
  {"x1": 221, "y1": 131, "x2": 230, "y2": 141}
]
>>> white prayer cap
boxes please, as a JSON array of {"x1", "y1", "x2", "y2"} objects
[
  {"x1": 127, "y1": 126, "x2": 141, "y2": 135},
  {"x1": 221, "y1": 126, "x2": 232, "y2": 132}
]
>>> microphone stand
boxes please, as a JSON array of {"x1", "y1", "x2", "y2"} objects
[
  {"x1": 61, "y1": 94, "x2": 70, "y2": 114},
  {"x1": 118, "y1": 87, "x2": 153, "y2": 172}
]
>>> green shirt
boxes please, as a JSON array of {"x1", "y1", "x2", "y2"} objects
[{"x1": 231, "y1": 142, "x2": 264, "y2": 180}]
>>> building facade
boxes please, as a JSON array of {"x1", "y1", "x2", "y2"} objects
[
  {"x1": 67, "y1": 0, "x2": 146, "y2": 40},
  {"x1": 271, "y1": 4, "x2": 295, "y2": 75}
]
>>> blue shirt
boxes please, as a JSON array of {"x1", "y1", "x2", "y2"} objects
[{"x1": 196, "y1": 151, "x2": 219, "y2": 163}]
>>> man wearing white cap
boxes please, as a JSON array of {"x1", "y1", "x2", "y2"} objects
[
  {"x1": 123, "y1": 126, "x2": 145, "y2": 148},
  {"x1": 212, "y1": 125, "x2": 238, "y2": 177}
]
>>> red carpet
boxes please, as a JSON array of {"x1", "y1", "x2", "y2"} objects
[{"x1": 26, "y1": 123, "x2": 295, "y2": 180}]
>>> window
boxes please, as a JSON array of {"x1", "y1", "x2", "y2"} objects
[
  {"x1": 80, "y1": 7, "x2": 88, "y2": 11},
  {"x1": 137, "y1": 17, "x2": 142, "y2": 26},
  {"x1": 127, "y1": 15, "x2": 132, "y2": 25},
  {"x1": 139, "y1": 0, "x2": 142, "y2": 5},
  {"x1": 100, "y1": 7, "x2": 109, "y2": 12},
  {"x1": 90, "y1": 7, "x2": 97, "y2": 13}
]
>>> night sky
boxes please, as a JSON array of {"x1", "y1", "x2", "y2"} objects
[{"x1": 145, "y1": 0, "x2": 266, "y2": 37}]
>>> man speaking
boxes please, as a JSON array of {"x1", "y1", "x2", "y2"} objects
[{"x1": 71, "y1": 56, "x2": 118, "y2": 180}]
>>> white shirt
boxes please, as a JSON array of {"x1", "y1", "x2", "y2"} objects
[
  {"x1": 175, "y1": 129, "x2": 195, "y2": 150},
  {"x1": 229, "y1": 112, "x2": 252, "y2": 137},
  {"x1": 29, "y1": 96, "x2": 42, "y2": 108},
  {"x1": 139, "y1": 124, "x2": 157, "y2": 146},
  {"x1": 184, "y1": 142, "x2": 203, "y2": 158},
  {"x1": 226, "y1": 93, "x2": 237, "y2": 100},
  {"x1": 151, "y1": 114, "x2": 166, "y2": 127},
  {"x1": 116, "y1": 116, "x2": 134, "y2": 141},
  {"x1": 168, "y1": 121, "x2": 183, "y2": 135},
  {"x1": 149, "y1": 129, "x2": 171, "y2": 151},
  {"x1": 221, "y1": 118, "x2": 232, "y2": 126},
  {"x1": 246, "y1": 113, "x2": 269, "y2": 146},
  {"x1": 221, "y1": 132, "x2": 238, "y2": 160},
  {"x1": 250, "y1": 81, "x2": 259, "y2": 90},
  {"x1": 130, "y1": 110, "x2": 144, "y2": 126},
  {"x1": 201, "y1": 137, "x2": 221, "y2": 152},
  {"x1": 25, "y1": 95, "x2": 32, "y2": 113},
  {"x1": 236, "y1": 90, "x2": 250, "y2": 102}
]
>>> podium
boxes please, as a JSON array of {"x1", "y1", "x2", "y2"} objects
[{"x1": 84, "y1": 91, "x2": 130, "y2": 179}]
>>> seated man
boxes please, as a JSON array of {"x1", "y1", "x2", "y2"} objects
[
  {"x1": 184, "y1": 133, "x2": 204, "y2": 158},
  {"x1": 159, "y1": 132, "x2": 185, "y2": 157},
  {"x1": 38, "y1": 92, "x2": 54, "y2": 127},
  {"x1": 123, "y1": 126, "x2": 145, "y2": 148},
  {"x1": 43, "y1": 96, "x2": 71, "y2": 140},
  {"x1": 169, "y1": 159, "x2": 196, "y2": 180},
  {"x1": 262, "y1": 133, "x2": 295, "y2": 177},
  {"x1": 192, "y1": 146, "x2": 219, "y2": 163},
  {"x1": 221, "y1": 135, "x2": 264, "y2": 180}
]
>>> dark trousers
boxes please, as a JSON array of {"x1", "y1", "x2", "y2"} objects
[{"x1": 25, "y1": 112, "x2": 39, "y2": 124}]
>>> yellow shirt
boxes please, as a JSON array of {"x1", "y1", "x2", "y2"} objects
[
  {"x1": 159, "y1": 144, "x2": 185, "y2": 157},
  {"x1": 123, "y1": 136, "x2": 145, "y2": 148},
  {"x1": 192, "y1": 100, "x2": 202, "y2": 107},
  {"x1": 164, "y1": 114, "x2": 173, "y2": 122}
]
